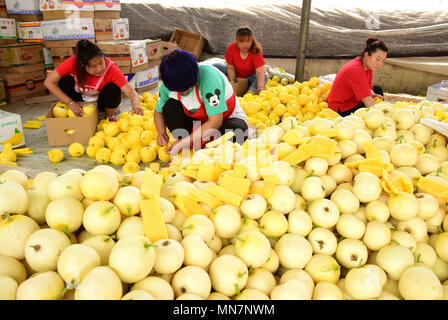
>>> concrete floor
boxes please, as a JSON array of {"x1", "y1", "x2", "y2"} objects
[{"x1": 0, "y1": 86, "x2": 159, "y2": 178}]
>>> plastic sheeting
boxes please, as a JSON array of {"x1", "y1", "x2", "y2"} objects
[{"x1": 120, "y1": 0, "x2": 448, "y2": 58}]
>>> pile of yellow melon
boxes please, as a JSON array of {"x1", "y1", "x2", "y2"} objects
[
  {"x1": 240, "y1": 76, "x2": 338, "y2": 132},
  {"x1": 77, "y1": 92, "x2": 175, "y2": 174}
]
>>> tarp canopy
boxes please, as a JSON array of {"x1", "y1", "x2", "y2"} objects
[{"x1": 121, "y1": 0, "x2": 448, "y2": 58}]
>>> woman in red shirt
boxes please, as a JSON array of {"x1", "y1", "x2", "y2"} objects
[
  {"x1": 328, "y1": 37, "x2": 388, "y2": 117},
  {"x1": 44, "y1": 39, "x2": 143, "y2": 121},
  {"x1": 213, "y1": 26, "x2": 267, "y2": 95}
]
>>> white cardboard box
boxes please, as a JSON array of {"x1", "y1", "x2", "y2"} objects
[
  {"x1": 17, "y1": 21, "x2": 44, "y2": 42},
  {"x1": 125, "y1": 73, "x2": 136, "y2": 89},
  {"x1": 0, "y1": 18, "x2": 17, "y2": 40},
  {"x1": 41, "y1": 18, "x2": 95, "y2": 41},
  {"x1": 43, "y1": 46, "x2": 53, "y2": 67},
  {"x1": 0, "y1": 110, "x2": 25, "y2": 150},
  {"x1": 94, "y1": 18, "x2": 128, "y2": 41},
  {"x1": 6, "y1": 0, "x2": 40, "y2": 14},
  {"x1": 136, "y1": 66, "x2": 158, "y2": 89},
  {"x1": 39, "y1": 0, "x2": 94, "y2": 12},
  {"x1": 94, "y1": 0, "x2": 120, "y2": 11},
  {"x1": 129, "y1": 40, "x2": 148, "y2": 69},
  {"x1": 112, "y1": 18, "x2": 128, "y2": 40},
  {"x1": 427, "y1": 80, "x2": 448, "y2": 103}
]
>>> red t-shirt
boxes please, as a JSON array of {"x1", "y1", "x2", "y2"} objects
[
  {"x1": 327, "y1": 57, "x2": 373, "y2": 113},
  {"x1": 224, "y1": 41, "x2": 265, "y2": 78},
  {"x1": 56, "y1": 55, "x2": 128, "y2": 92}
]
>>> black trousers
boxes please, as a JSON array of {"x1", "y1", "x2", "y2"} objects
[
  {"x1": 162, "y1": 98, "x2": 249, "y2": 144},
  {"x1": 58, "y1": 75, "x2": 121, "y2": 111},
  {"x1": 338, "y1": 85, "x2": 384, "y2": 117}
]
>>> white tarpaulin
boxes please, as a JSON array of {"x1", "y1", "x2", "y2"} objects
[
  {"x1": 120, "y1": 0, "x2": 448, "y2": 58},
  {"x1": 386, "y1": 57, "x2": 448, "y2": 77}
]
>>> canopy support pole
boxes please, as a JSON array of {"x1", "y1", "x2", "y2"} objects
[{"x1": 295, "y1": 0, "x2": 312, "y2": 82}]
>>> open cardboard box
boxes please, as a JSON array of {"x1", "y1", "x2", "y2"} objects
[
  {"x1": 169, "y1": 28, "x2": 205, "y2": 60},
  {"x1": 232, "y1": 77, "x2": 249, "y2": 97},
  {"x1": 45, "y1": 101, "x2": 98, "y2": 147}
]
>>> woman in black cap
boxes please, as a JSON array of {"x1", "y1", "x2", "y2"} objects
[
  {"x1": 44, "y1": 39, "x2": 143, "y2": 121},
  {"x1": 154, "y1": 49, "x2": 249, "y2": 156}
]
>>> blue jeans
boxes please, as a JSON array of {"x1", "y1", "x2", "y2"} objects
[{"x1": 212, "y1": 63, "x2": 267, "y2": 93}]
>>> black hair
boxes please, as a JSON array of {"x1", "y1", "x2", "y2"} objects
[
  {"x1": 362, "y1": 37, "x2": 389, "y2": 57},
  {"x1": 75, "y1": 39, "x2": 104, "y2": 88},
  {"x1": 236, "y1": 26, "x2": 262, "y2": 55}
]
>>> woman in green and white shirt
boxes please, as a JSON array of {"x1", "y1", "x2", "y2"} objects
[{"x1": 154, "y1": 49, "x2": 248, "y2": 156}]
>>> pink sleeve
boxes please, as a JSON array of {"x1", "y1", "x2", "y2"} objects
[{"x1": 55, "y1": 55, "x2": 76, "y2": 78}]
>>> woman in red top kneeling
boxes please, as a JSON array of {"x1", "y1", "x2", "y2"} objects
[
  {"x1": 213, "y1": 26, "x2": 267, "y2": 95},
  {"x1": 44, "y1": 39, "x2": 143, "y2": 121},
  {"x1": 328, "y1": 37, "x2": 388, "y2": 117}
]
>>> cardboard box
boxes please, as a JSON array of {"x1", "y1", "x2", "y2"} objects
[
  {"x1": 122, "y1": 73, "x2": 135, "y2": 93},
  {"x1": 8, "y1": 14, "x2": 43, "y2": 21},
  {"x1": 40, "y1": 0, "x2": 94, "y2": 20},
  {"x1": 146, "y1": 58, "x2": 161, "y2": 68},
  {"x1": 94, "y1": 18, "x2": 128, "y2": 41},
  {"x1": 169, "y1": 28, "x2": 205, "y2": 60},
  {"x1": 17, "y1": 21, "x2": 44, "y2": 43},
  {"x1": 160, "y1": 40, "x2": 179, "y2": 57},
  {"x1": 6, "y1": 0, "x2": 40, "y2": 14},
  {"x1": 0, "y1": 62, "x2": 45, "y2": 73},
  {"x1": 94, "y1": 11, "x2": 119, "y2": 19},
  {"x1": 136, "y1": 82, "x2": 157, "y2": 93},
  {"x1": 42, "y1": 10, "x2": 93, "y2": 20},
  {"x1": 232, "y1": 78, "x2": 249, "y2": 97},
  {"x1": 50, "y1": 46, "x2": 74, "y2": 66},
  {"x1": 0, "y1": 0, "x2": 6, "y2": 18},
  {"x1": 135, "y1": 65, "x2": 158, "y2": 90},
  {"x1": 42, "y1": 45, "x2": 53, "y2": 67},
  {"x1": 41, "y1": 18, "x2": 95, "y2": 42},
  {"x1": 96, "y1": 40, "x2": 148, "y2": 72},
  {"x1": 145, "y1": 39, "x2": 163, "y2": 61},
  {"x1": 94, "y1": 0, "x2": 120, "y2": 11},
  {"x1": 0, "y1": 110, "x2": 25, "y2": 150},
  {"x1": 0, "y1": 18, "x2": 17, "y2": 43},
  {"x1": 44, "y1": 39, "x2": 84, "y2": 48},
  {"x1": 39, "y1": 0, "x2": 94, "y2": 12},
  {"x1": 0, "y1": 43, "x2": 44, "y2": 67},
  {"x1": 45, "y1": 101, "x2": 98, "y2": 146},
  {"x1": 1, "y1": 68, "x2": 47, "y2": 102},
  {"x1": 0, "y1": 79, "x2": 5, "y2": 101},
  {"x1": 427, "y1": 80, "x2": 448, "y2": 103}
]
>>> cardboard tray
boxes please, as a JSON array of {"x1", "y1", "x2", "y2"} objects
[{"x1": 45, "y1": 102, "x2": 98, "y2": 146}]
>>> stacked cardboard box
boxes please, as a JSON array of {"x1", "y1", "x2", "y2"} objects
[
  {"x1": 0, "y1": 17, "x2": 17, "y2": 45},
  {"x1": 40, "y1": 0, "x2": 95, "y2": 75},
  {"x1": 6, "y1": 0, "x2": 42, "y2": 21},
  {"x1": 0, "y1": 42, "x2": 47, "y2": 102},
  {"x1": 94, "y1": 0, "x2": 120, "y2": 19},
  {"x1": 97, "y1": 39, "x2": 162, "y2": 92},
  {"x1": 0, "y1": 0, "x2": 7, "y2": 18},
  {"x1": 39, "y1": 0, "x2": 94, "y2": 20},
  {"x1": 94, "y1": 18, "x2": 128, "y2": 42}
]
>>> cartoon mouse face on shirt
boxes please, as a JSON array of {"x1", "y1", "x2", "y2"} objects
[{"x1": 206, "y1": 89, "x2": 221, "y2": 107}]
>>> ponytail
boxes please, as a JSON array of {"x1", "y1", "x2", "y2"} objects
[
  {"x1": 362, "y1": 37, "x2": 388, "y2": 57},
  {"x1": 75, "y1": 39, "x2": 104, "y2": 88}
]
